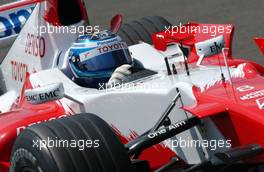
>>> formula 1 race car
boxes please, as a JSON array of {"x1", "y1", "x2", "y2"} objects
[{"x1": 1, "y1": 0, "x2": 264, "y2": 172}]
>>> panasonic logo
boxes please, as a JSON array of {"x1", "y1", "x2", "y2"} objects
[{"x1": 0, "y1": 6, "x2": 34, "y2": 38}]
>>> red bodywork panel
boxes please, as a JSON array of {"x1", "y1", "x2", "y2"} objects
[
  {"x1": 255, "y1": 38, "x2": 264, "y2": 56},
  {"x1": 0, "y1": 0, "x2": 88, "y2": 26},
  {"x1": 44, "y1": 0, "x2": 88, "y2": 26},
  {"x1": 184, "y1": 62, "x2": 264, "y2": 163},
  {"x1": 152, "y1": 25, "x2": 264, "y2": 161},
  {"x1": 0, "y1": 75, "x2": 68, "y2": 171}
]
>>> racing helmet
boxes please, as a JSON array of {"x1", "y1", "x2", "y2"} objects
[{"x1": 68, "y1": 30, "x2": 133, "y2": 88}]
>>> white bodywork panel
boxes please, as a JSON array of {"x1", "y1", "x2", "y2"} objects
[
  {"x1": 0, "y1": 90, "x2": 17, "y2": 113},
  {"x1": 28, "y1": 58, "x2": 237, "y2": 163},
  {"x1": 129, "y1": 42, "x2": 185, "y2": 70}
]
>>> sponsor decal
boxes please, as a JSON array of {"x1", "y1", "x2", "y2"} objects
[
  {"x1": 195, "y1": 35, "x2": 225, "y2": 57},
  {"x1": 147, "y1": 120, "x2": 186, "y2": 139},
  {"x1": 240, "y1": 89, "x2": 264, "y2": 100},
  {"x1": 26, "y1": 89, "x2": 60, "y2": 102},
  {"x1": 0, "y1": 6, "x2": 34, "y2": 38},
  {"x1": 79, "y1": 41, "x2": 127, "y2": 62},
  {"x1": 209, "y1": 41, "x2": 224, "y2": 54},
  {"x1": 256, "y1": 97, "x2": 264, "y2": 110},
  {"x1": 97, "y1": 42, "x2": 127, "y2": 53},
  {"x1": 11, "y1": 60, "x2": 28, "y2": 82},
  {"x1": 237, "y1": 85, "x2": 255, "y2": 92},
  {"x1": 25, "y1": 83, "x2": 64, "y2": 104},
  {"x1": 25, "y1": 33, "x2": 45, "y2": 57},
  {"x1": 16, "y1": 114, "x2": 68, "y2": 135}
]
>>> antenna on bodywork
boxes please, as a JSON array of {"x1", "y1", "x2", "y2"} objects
[
  {"x1": 222, "y1": 48, "x2": 233, "y2": 85},
  {"x1": 216, "y1": 47, "x2": 226, "y2": 83},
  {"x1": 222, "y1": 47, "x2": 238, "y2": 102},
  {"x1": 179, "y1": 42, "x2": 190, "y2": 76}
]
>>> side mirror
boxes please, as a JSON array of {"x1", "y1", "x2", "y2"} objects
[
  {"x1": 25, "y1": 83, "x2": 64, "y2": 105},
  {"x1": 110, "y1": 14, "x2": 123, "y2": 33},
  {"x1": 195, "y1": 35, "x2": 225, "y2": 57}
]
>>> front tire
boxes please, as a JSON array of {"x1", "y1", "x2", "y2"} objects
[{"x1": 10, "y1": 113, "x2": 131, "y2": 172}]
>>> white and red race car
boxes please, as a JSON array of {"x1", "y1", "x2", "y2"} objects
[{"x1": 1, "y1": 0, "x2": 264, "y2": 172}]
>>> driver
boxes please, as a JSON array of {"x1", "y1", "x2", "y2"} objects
[{"x1": 65, "y1": 30, "x2": 141, "y2": 88}]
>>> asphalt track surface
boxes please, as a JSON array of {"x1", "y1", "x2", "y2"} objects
[{"x1": 1, "y1": 0, "x2": 264, "y2": 65}]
